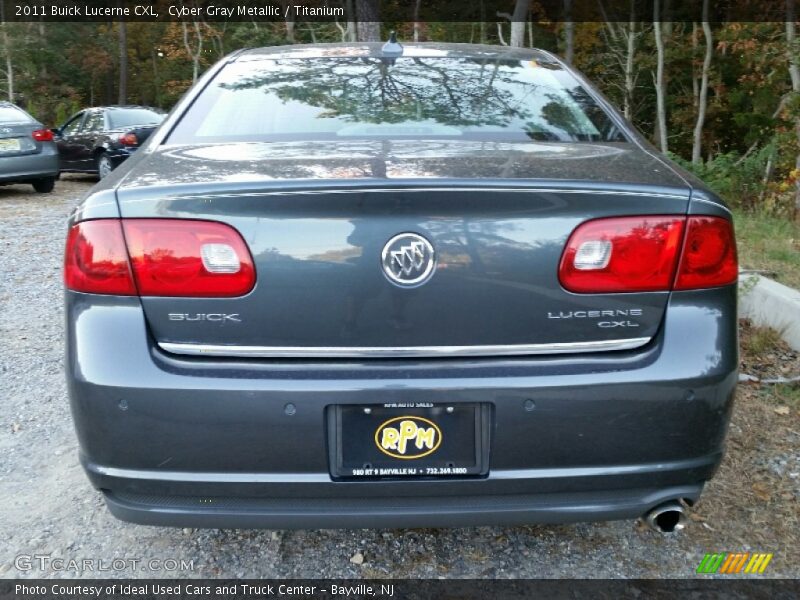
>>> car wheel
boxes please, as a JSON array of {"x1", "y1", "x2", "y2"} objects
[
  {"x1": 32, "y1": 177, "x2": 55, "y2": 193},
  {"x1": 97, "y1": 154, "x2": 114, "y2": 179}
]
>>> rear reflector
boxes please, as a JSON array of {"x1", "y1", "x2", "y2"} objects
[
  {"x1": 559, "y1": 215, "x2": 737, "y2": 293},
  {"x1": 64, "y1": 220, "x2": 137, "y2": 295},
  {"x1": 122, "y1": 220, "x2": 255, "y2": 297},
  {"x1": 65, "y1": 219, "x2": 255, "y2": 297},
  {"x1": 32, "y1": 129, "x2": 54, "y2": 142}
]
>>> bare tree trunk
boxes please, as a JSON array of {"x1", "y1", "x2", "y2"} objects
[
  {"x1": 346, "y1": 0, "x2": 356, "y2": 41},
  {"x1": 496, "y1": 21, "x2": 508, "y2": 46},
  {"x1": 6, "y1": 50, "x2": 13, "y2": 102},
  {"x1": 563, "y1": 0, "x2": 574, "y2": 63},
  {"x1": 692, "y1": 0, "x2": 712, "y2": 165},
  {"x1": 285, "y1": 17, "x2": 295, "y2": 43},
  {"x1": 182, "y1": 20, "x2": 204, "y2": 84},
  {"x1": 0, "y1": 3, "x2": 11, "y2": 102},
  {"x1": 654, "y1": 0, "x2": 668, "y2": 153},
  {"x1": 151, "y1": 47, "x2": 160, "y2": 108},
  {"x1": 509, "y1": 0, "x2": 529, "y2": 47},
  {"x1": 692, "y1": 22, "x2": 699, "y2": 110},
  {"x1": 335, "y1": 0, "x2": 357, "y2": 42},
  {"x1": 118, "y1": 20, "x2": 127, "y2": 104},
  {"x1": 355, "y1": 0, "x2": 380, "y2": 42},
  {"x1": 623, "y1": 13, "x2": 636, "y2": 120},
  {"x1": 413, "y1": 0, "x2": 421, "y2": 42},
  {"x1": 787, "y1": 0, "x2": 800, "y2": 218}
]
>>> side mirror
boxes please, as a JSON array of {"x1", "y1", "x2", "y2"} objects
[{"x1": 50, "y1": 128, "x2": 61, "y2": 137}]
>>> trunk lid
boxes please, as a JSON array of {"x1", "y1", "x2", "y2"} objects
[
  {"x1": 0, "y1": 122, "x2": 39, "y2": 156},
  {"x1": 116, "y1": 141, "x2": 690, "y2": 355}
]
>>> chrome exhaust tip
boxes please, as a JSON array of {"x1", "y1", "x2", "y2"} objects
[{"x1": 644, "y1": 501, "x2": 687, "y2": 534}]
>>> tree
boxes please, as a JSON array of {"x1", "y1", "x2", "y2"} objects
[
  {"x1": 118, "y1": 21, "x2": 127, "y2": 104},
  {"x1": 599, "y1": 2, "x2": 645, "y2": 121},
  {"x1": 654, "y1": 0, "x2": 668, "y2": 152},
  {"x1": 181, "y1": 19, "x2": 203, "y2": 84},
  {"x1": 692, "y1": 0, "x2": 713, "y2": 164},
  {"x1": 509, "y1": 0, "x2": 529, "y2": 48},
  {"x1": 786, "y1": 0, "x2": 800, "y2": 218},
  {"x1": 563, "y1": 0, "x2": 574, "y2": 63},
  {"x1": 355, "y1": 0, "x2": 380, "y2": 42}
]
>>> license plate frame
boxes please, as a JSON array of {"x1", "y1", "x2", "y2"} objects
[
  {"x1": 328, "y1": 403, "x2": 491, "y2": 479},
  {"x1": 0, "y1": 138, "x2": 21, "y2": 152}
]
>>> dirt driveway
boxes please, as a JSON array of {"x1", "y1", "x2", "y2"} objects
[{"x1": 0, "y1": 176, "x2": 797, "y2": 578}]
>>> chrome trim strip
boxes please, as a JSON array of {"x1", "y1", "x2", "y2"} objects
[
  {"x1": 172, "y1": 187, "x2": 688, "y2": 201},
  {"x1": 158, "y1": 337, "x2": 651, "y2": 358}
]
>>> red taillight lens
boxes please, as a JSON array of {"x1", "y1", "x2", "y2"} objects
[
  {"x1": 64, "y1": 221, "x2": 137, "y2": 295},
  {"x1": 32, "y1": 129, "x2": 54, "y2": 142},
  {"x1": 559, "y1": 215, "x2": 738, "y2": 293},
  {"x1": 119, "y1": 133, "x2": 138, "y2": 146},
  {"x1": 559, "y1": 216, "x2": 686, "y2": 293},
  {"x1": 674, "y1": 216, "x2": 738, "y2": 290},
  {"x1": 122, "y1": 219, "x2": 255, "y2": 297}
]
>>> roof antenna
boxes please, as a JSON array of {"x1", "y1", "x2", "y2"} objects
[{"x1": 382, "y1": 31, "x2": 403, "y2": 57}]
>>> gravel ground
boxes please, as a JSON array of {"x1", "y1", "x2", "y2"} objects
[{"x1": 0, "y1": 177, "x2": 798, "y2": 579}]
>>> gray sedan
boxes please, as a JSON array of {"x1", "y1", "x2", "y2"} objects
[
  {"x1": 0, "y1": 102, "x2": 58, "y2": 193},
  {"x1": 64, "y1": 42, "x2": 738, "y2": 533}
]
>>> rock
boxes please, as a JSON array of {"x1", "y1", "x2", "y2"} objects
[{"x1": 350, "y1": 552, "x2": 365, "y2": 565}]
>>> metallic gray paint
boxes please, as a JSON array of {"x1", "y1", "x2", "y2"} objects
[{"x1": 64, "y1": 42, "x2": 738, "y2": 528}]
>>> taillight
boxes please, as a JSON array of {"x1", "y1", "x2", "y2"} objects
[
  {"x1": 32, "y1": 129, "x2": 54, "y2": 142},
  {"x1": 559, "y1": 215, "x2": 737, "y2": 293},
  {"x1": 64, "y1": 220, "x2": 137, "y2": 295},
  {"x1": 119, "y1": 133, "x2": 138, "y2": 146},
  {"x1": 559, "y1": 216, "x2": 685, "y2": 293},
  {"x1": 674, "y1": 216, "x2": 738, "y2": 290},
  {"x1": 122, "y1": 219, "x2": 255, "y2": 297},
  {"x1": 65, "y1": 219, "x2": 255, "y2": 297}
]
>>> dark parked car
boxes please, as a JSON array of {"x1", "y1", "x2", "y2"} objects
[
  {"x1": 55, "y1": 105, "x2": 164, "y2": 178},
  {"x1": 0, "y1": 101, "x2": 58, "y2": 192},
  {"x1": 64, "y1": 43, "x2": 738, "y2": 532}
]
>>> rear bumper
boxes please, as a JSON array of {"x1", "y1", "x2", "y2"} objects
[
  {"x1": 107, "y1": 147, "x2": 136, "y2": 166},
  {"x1": 100, "y1": 484, "x2": 705, "y2": 529},
  {"x1": 0, "y1": 146, "x2": 58, "y2": 181},
  {"x1": 66, "y1": 286, "x2": 737, "y2": 529}
]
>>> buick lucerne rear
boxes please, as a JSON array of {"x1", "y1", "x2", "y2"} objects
[{"x1": 64, "y1": 43, "x2": 738, "y2": 531}]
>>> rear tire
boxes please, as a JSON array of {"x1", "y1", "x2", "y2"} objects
[
  {"x1": 97, "y1": 153, "x2": 113, "y2": 180},
  {"x1": 32, "y1": 177, "x2": 55, "y2": 193}
]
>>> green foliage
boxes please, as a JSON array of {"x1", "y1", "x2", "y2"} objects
[{"x1": 670, "y1": 148, "x2": 775, "y2": 209}]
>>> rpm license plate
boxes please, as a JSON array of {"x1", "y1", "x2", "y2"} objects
[{"x1": 330, "y1": 403, "x2": 489, "y2": 478}]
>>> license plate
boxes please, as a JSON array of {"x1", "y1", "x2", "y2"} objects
[
  {"x1": 0, "y1": 138, "x2": 20, "y2": 152},
  {"x1": 330, "y1": 403, "x2": 489, "y2": 478}
]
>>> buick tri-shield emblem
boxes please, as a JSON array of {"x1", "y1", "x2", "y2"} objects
[{"x1": 381, "y1": 233, "x2": 436, "y2": 287}]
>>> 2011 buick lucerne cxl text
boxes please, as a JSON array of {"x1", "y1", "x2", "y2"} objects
[{"x1": 64, "y1": 41, "x2": 738, "y2": 533}]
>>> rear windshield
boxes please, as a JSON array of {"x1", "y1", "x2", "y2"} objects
[
  {"x1": 108, "y1": 108, "x2": 164, "y2": 128},
  {"x1": 0, "y1": 105, "x2": 32, "y2": 124},
  {"x1": 168, "y1": 56, "x2": 625, "y2": 144}
]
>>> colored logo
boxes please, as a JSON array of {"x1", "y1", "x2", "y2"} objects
[
  {"x1": 697, "y1": 553, "x2": 773, "y2": 574},
  {"x1": 375, "y1": 416, "x2": 441, "y2": 459}
]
